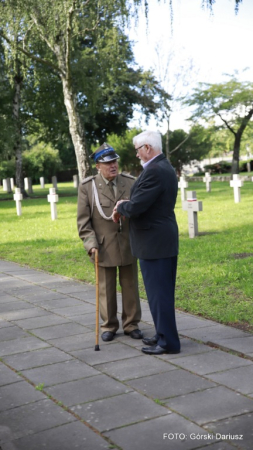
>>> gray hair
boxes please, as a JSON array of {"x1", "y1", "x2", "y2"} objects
[{"x1": 133, "y1": 131, "x2": 162, "y2": 153}]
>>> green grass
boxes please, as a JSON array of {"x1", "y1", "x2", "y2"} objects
[{"x1": 1, "y1": 180, "x2": 253, "y2": 332}]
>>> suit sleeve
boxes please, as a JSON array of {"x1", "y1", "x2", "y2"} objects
[
  {"x1": 117, "y1": 166, "x2": 162, "y2": 218},
  {"x1": 77, "y1": 184, "x2": 98, "y2": 253}
]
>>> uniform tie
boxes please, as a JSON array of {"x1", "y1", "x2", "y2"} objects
[{"x1": 108, "y1": 180, "x2": 115, "y2": 198}]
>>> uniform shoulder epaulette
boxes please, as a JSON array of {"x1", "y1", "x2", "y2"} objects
[
  {"x1": 121, "y1": 172, "x2": 136, "y2": 180},
  {"x1": 81, "y1": 175, "x2": 96, "y2": 185}
]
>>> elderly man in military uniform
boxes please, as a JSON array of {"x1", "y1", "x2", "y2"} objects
[{"x1": 77, "y1": 143, "x2": 142, "y2": 342}]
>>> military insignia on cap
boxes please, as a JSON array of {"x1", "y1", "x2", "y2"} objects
[{"x1": 90, "y1": 142, "x2": 120, "y2": 163}]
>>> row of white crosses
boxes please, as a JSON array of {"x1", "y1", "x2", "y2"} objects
[
  {"x1": 13, "y1": 187, "x2": 59, "y2": 220},
  {"x1": 3, "y1": 174, "x2": 79, "y2": 193}
]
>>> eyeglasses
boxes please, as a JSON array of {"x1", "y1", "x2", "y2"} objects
[{"x1": 135, "y1": 144, "x2": 146, "y2": 153}]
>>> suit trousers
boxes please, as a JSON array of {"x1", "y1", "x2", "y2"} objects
[
  {"x1": 139, "y1": 256, "x2": 180, "y2": 352},
  {"x1": 98, "y1": 261, "x2": 141, "y2": 333}
]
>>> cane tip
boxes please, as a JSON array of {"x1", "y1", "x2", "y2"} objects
[{"x1": 94, "y1": 345, "x2": 100, "y2": 351}]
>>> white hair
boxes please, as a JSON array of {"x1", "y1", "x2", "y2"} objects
[{"x1": 133, "y1": 130, "x2": 162, "y2": 152}]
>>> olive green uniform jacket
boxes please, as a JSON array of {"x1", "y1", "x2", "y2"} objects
[{"x1": 77, "y1": 173, "x2": 136, "y2": 267}]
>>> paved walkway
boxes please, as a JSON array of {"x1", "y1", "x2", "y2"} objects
[{"x1": 0, "y1": 260, "x2": 253, "y2": 450}]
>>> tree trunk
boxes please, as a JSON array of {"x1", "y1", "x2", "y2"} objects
[
  {"x1": 61, "y1": 76, "x2": 92, "y2": 180},
  {"x1": 231, "y1": 133, "x2": 241, "y2": 175},
  {"x1": 13, "y1": 71, "x2": 26, "y2": 196}
]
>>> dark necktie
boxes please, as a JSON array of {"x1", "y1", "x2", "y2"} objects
[{"x1": 108, "y1": 181, "x2": 115, "y2": 198}]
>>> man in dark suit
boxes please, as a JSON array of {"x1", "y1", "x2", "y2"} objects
[{"x1": 112, "y1": 130, "x2": 180, "y2": 355}]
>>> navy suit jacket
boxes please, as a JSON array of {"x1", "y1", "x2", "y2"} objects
[{"x1": 117, "y1": 153, "x2": 179, "y2": 260}]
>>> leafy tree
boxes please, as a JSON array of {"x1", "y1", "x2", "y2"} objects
[
  {"x1": 105, "y1": 128, "x2": 142, "y2": 175},
  {"x1": 185, "y1": 76, "x2": 253, "y2": 174},
  {"x1": 163, "y1": 125, "x2": 212, "y2": 175},
  {"x1": 22, "y1": 136, "x2": 62, "y2": 182}
]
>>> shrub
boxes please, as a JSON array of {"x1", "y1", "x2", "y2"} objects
[{"x1": 22, "y1": 142, "x2": 62, "y2": 183}]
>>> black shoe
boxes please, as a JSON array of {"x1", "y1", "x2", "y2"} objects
[
  {"x1": 142, "y1": 345, "x2": 180, "y2": 355},
  {"x1": 124, "y1": 329, "x2": 143, "y2": 339},
  {"x1": 101, "y1": 331, "x2": 115, "y2": 342},
  {"x1": 142, "y1": 336, "x2": 158, "y2": 346}
]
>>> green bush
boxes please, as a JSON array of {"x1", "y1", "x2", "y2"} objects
[
  {"x1": 22, "y1": 141, "x2": 62, "y2": 183},
  {"x1": 0, "y1": 159, "x2": 15, "y2": 179},
  {"x1": 204, "y1": 160, "x2": 232, "y2": 174},
  {"x1": 239, "y1": 159, "x2": 253, "y2": 172}
]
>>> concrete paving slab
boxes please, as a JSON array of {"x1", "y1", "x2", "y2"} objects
[
  {"x1": 170, "y1": 349, "x2": 253, "y2": 375},
  {"x1": 0, "y1": 279, "x2": 32, "y2": 291},
  {"x1": 3, "y1": 347, "x2": 73, "y2": 371},
  {"x1": 96, "y1": 355, "x2": 176, "y2": 381},
  {"x1": 68, "y1": 312, "x2": 96, "y2": 326},
  {"x1": 0, "y1": 421, "x2": 108, "y2": 450},
  {"x1": 52, "y1": 304, "x2": 96, "y2": 317},
  {"x1": 207, "y1": 365, "x2": 253, "y2": 394},
  {"x1": 0, "y1": 336, "x2": 50, "y2": 357},
  {"x1": 48, "y1": 331, "x2": 100, "y2": 351},
  {"x1": 0, "y1": 326, "x2": 28, "y2": 341},
  {"x1": 36, "y1": 297, "x2": 85, "y2": 310},
  {"x1": 206, "y1": 413, "x2": 253, "y2": 450},
  {"x1": 165, "y1": 386, "x2": 253, "y2": 425},
  {"x1": 15, "y1": 289, "x2": 66, "y2": 302},
  {"x1": 1, "y1": 307, "x2": 51, "y2": 321},
  {"x1": 22, "y1": 360, "x2": 99, "y2": 387},
  {"x1": 194, "y1": 444, "x2": 235, "y2": 450},
  {"x1": 126, "y1": 368, "x2": 217, "y2": 399},
  {"x1": 0, "y1": 380, "x2": 45, "y2": 412},
  {"x1": 12, "y1": 314, "x2": 70, "y2": 330},
  {"x1": 0, "y1": 363, "x2": 22, "y2": 386},
  {"x1": 71, "y1": 342, "x2": 141, "y2": 365},
  {"x1": 0, "y1": 320, "x2": 14, "y2": 329},
  {"x1": 0, "y1": 399, "x2": 75, "y2": 443},
  {"x1": 30, "y1": 322, "x2": 88, "y2": 340},
  {"x1": 74, "y1": 391, "x2": 170, "y2": 432},
  {"x1": 0, "y1": 301, "x2": 35, "y2": 314},
  {"x1": 181, "y1": 324, "x2": 251, "y2": 342},
  {"x1": 47, "y1": 373, "x2": 132, "y2": 407},
  {"x1": 157, "y1": 337, "x2": 215, "y2": 361},
  {"x1": 68, "y1": 290, "x2": 96, "y2": 301},
  {"x1": 176, "y1": 315, "x2": 217, "y2": 331},
  {"x1": 0, "y1": 294, "x2": 21, "y2": 304},
  {"x1": 104, "y1": 413, "x2": 220, "y2": 450},
  {"x1": 212, "y1": 336, "x2": 253, "y2": 354}
]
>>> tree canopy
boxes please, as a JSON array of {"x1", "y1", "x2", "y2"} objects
[{"x1": 185, "y1": 76, "x2": 253, "y2": 174}]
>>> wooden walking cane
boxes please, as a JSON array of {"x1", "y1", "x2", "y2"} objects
[{"x1": 94, "y1": 248, "x2": 100, "y2": 351}]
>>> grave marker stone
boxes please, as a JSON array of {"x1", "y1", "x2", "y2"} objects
[
  {"x1": 230, "y1": 174, "x2": 243, "y2": 203},
  {"x1": 3, "y1": 178, "x2": 12, "y2": 193},
  {"x1": 52, "y1": 176, "x2": 57, "y2": 190},
  {"x1": 203, "y1": 172, "x2": 212, "y2": 192},
  {"x1": 73, "y1": 174, "x2": 79, "y2": 188},
  {"x1": 10, "y1": 178, "x2": 15, "y2": 190},
  {"x1": 24, "y1": 177, "x2": 33, "y2": 194},
  {"x1": 47, "y1": 187, "x2": 59, "y2": 220},
  {"x1": 178, "y1": 176, "x2": 188, "y2": 201},
  {"x1": 13, "y1": 188, "x2": 23, "y2": 216},
  {"x1": 40, "y1": 177, "x2": 45, "y2": 188},
  {"x1": 182, "y1": 191, "x2": 203, "y2": 238}
]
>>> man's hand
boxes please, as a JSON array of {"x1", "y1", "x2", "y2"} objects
[
  {"x1": 89, "y1": 247, "x2": 97, "y2": 255},
  {"x1": 112, "y1": 210, "x2": 121, "y2": 223}
]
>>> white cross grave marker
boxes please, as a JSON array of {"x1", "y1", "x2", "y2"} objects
[
  {"x1": 73, "y1": 174, "x2": 79, "y2": 188},
  {"x1": 13, "y1": 188, "x2": 23, "y2": 216},
  {"x1": 178, "y1": 176, "x2": 188, "y2": 201},
  {"x1": 230, "y1": 174, "x2": 243, "y2": 203},
  {"x1": 203, "y1": 172, "x2": 212, "y2": 192},
  {"x1": 47, "y1": 187, "x2": 59, "y2": 220},
  {"x1": 40, "y1": 177, "x2": 45, "y2": 188},
  {"x1": 182, "y1": 191, "x2": 203, "y2": 238},
  {"x1": 10, "y1": 178, "x2": 15, "y2": 190}
]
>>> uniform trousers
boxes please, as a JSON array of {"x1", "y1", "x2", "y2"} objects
[
  {"x1": 98, "y1": 261, "x2": 141, "y2": 333},
  {"x1": 139, "y1": 256, "x2": 180, "y2": 352}
]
